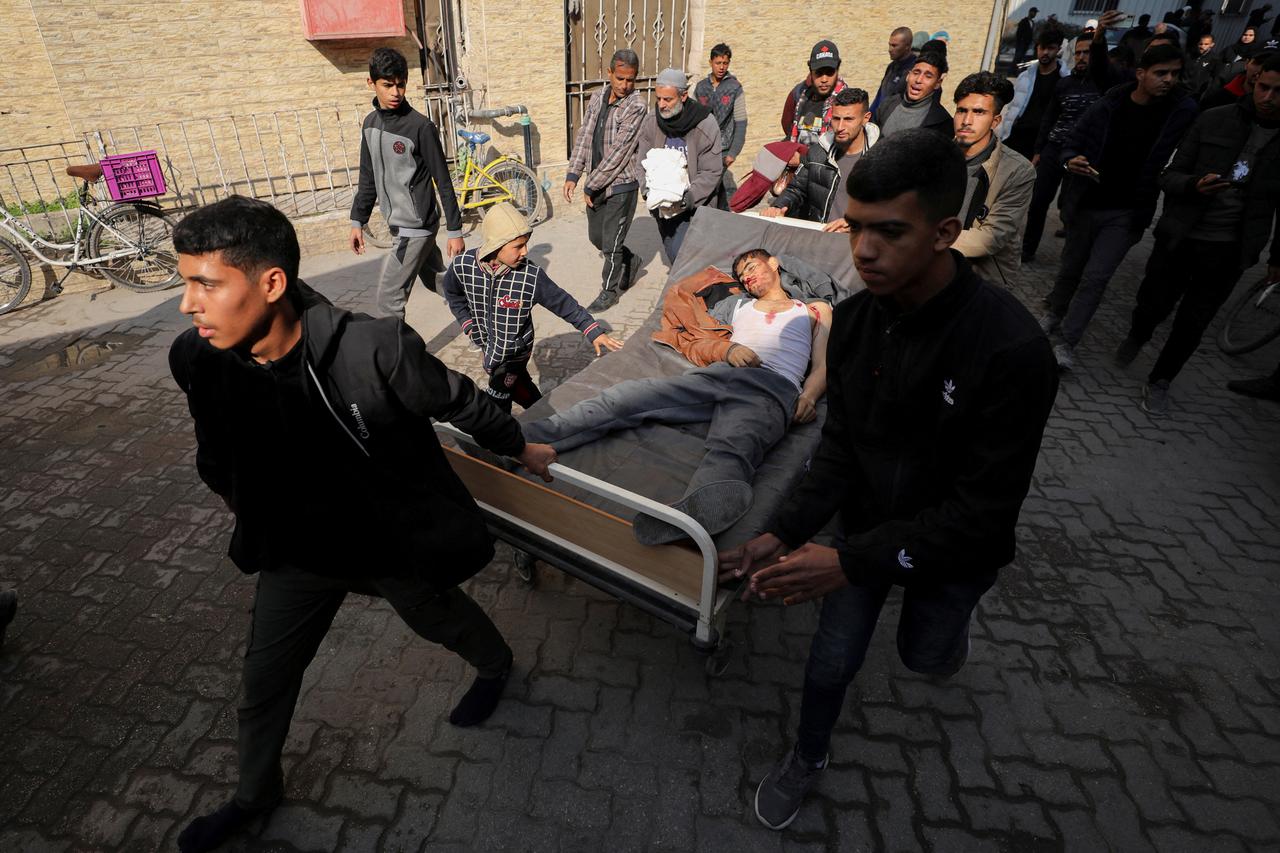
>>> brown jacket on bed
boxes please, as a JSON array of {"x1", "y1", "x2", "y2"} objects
[{"x1": 651, "y1": 266, "x2": 739, "y2": 366}]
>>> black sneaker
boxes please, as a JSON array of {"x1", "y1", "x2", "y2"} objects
[
  {"x1": 754, "y1": 746, "x2": 828, "y2": 830},
  {"x1": 0, "y1": 590, "x2": 16, "y2": 649},
  {"x1": 1114, "y1": 337, "x2": 1142, "y2": 368},
  {"x1": 587, "y1": 288, "x2": 620, "y2": 312},
  {"x1": 1141, "y1": 380, "x2": 1171, "y2": 417}
]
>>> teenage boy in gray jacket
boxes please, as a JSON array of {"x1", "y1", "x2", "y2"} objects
[{"x1": 349, "y1": 47, "x2": 465, "y2": 319}]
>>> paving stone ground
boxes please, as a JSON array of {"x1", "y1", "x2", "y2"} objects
[{"x1": 1, "y1": 204, "x2": 1279, "y2": 852}]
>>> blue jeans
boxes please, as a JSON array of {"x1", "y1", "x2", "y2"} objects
[
  {"x1": 523, "y1": 362, "x2": 797, "y2": 499},
  {"x1": 795, "y1": 572, "x2": 995, "y2": 762}
]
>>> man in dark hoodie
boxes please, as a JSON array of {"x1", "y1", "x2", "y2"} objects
[
  {"x1": 348, "y1": 48, "x2": 464, "y2": 319},
  {"x1": 695, "y1": 43, "x2": 748, "y2": 209},
  {"x1": 726, "y1": 129, "x2": 1057, "y2": 832},
  {"x1": 875, "y1": 50, "x2": 953, "y2": 139},
  {"x1": 1115, "y1": 55, "x2": 1280, "y2": 416},
  {"x1": 170, "y1": 197, "x2": 556, "y2": 853},
  {"x1": 1041, "y1": 43, "x2": 1198, "y2": 371}
]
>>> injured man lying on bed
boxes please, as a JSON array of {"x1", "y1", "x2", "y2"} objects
[{"x1": 522, "y1": 248, "x2": 833, "y2": 545}]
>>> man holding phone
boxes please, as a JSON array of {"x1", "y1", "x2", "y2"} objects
[
  {"x1": 1040, "y1": 44, "x2": 1198, "y2": 371},
  {"x1": 1114, "y1": 54, "x2": 1280, "y2": 415}
]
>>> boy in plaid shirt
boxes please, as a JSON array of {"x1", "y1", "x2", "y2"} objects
[{"x1": 443, "y1": 203, "x2": 623, "y2": 411}]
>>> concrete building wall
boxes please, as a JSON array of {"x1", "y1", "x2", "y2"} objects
[
  {"x1": 2, "y1": 0, "x2": 1001, "y2": 208},
  {"x1": 0, "y1": 1, "x2": 78, "y2": 148}
]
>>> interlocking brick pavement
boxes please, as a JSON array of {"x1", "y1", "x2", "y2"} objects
[{"x1": 1, "y1": 206, "x2": 1278, "y2": 852}]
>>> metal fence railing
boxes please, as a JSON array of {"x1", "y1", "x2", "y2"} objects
[
  {"x1": 85, "y1": 104, "x2": 374, "y2": 221},
  {"x1": 0, "y1": 140, "x2": 96, "y2": 238}
]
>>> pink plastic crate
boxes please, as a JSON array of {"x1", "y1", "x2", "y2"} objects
[{"x1": 99, "y1": 150, "x2": 167, "y2": 201}]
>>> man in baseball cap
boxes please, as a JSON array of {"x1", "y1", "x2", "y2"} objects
[{"x1": 782, "y1": 40, "x2": 848, "y2": 145}]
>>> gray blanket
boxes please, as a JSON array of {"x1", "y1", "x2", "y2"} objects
[{"x1": 519, "y1": 206, "x2": 862, "y2": 549}]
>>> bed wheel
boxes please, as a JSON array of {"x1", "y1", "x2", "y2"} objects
[
  {"x1": 704, "y1": 638, "x2": 734, "y2": 677},
  {"x1": 513, "y1": 550, "x2": 538, "y2": 586}
]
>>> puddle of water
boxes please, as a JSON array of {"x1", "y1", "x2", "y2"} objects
[{"x1": 0, "y1": 332, "x2": 150, "y2": 381}]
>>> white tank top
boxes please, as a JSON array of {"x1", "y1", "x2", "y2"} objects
[{"x1": 730, "y1": 299, "x2": 813, "y2": 391}]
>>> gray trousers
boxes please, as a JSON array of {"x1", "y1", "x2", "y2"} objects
[
  {"x1": 234, "y1": 566, "x2": 511, "y2": 810},
  {"x1": 523, "y1": 362, "x2": 798, "y2": 499},
  {"x1": 586, "y1": 190, "x2": 637, "y2": 294},
  {"x1": 377, "y1": 233, "x2": 444, "y2": 319},
  {"x1": 1047, "y1": 208, "x2": 1140, "y2": 347}
]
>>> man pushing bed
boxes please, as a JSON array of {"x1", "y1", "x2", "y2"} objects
[{"x1": 522, "y1": 249, "x2": 833, "y2": 545}]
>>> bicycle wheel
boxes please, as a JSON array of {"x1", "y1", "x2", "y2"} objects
[
  {"x1": 486, "y1": 161, "x2": 547, "y2": 226},
  {"x1": 1217, "y1": 276, "x2": 1280, "y2": 356},
  {"x1": 88, "y1": 203, "x2": 182, "y2": 292},
  {"x1": 0, "y1": 236, "x2": 32, "y2": 316}
]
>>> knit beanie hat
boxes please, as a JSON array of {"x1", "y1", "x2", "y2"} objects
[{"x1": 479, "y1": 202, "x2": 531, "y2": 259}]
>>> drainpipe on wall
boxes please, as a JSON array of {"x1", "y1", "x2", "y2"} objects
[{"x1": 466, "y1": 105, "x2": 535, "y2": 170}]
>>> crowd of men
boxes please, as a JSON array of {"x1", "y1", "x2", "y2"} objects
[{"x1": 559, "y1": 11, "x2": 1279, "y2": 415}]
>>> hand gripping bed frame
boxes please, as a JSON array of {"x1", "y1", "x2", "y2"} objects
[{"x1": 437, "y1": 208, "x2": 860, "y2": 672}]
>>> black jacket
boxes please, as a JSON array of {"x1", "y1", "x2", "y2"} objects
[
  {"x1": 769, "y1": 254, "x2": 1058, "y2": 586},
  {"x1": 1059, "y1": 83, "x2": 1198, "y2": 231},
  {"x1": 170, "y1": 282, "x2": 524, "y2": 585},
  {"x1": 350, "y1": 98, "x2": 464, "y2": 238},
  {"x1": 1154, "y1": 101, "x2": 1280, "y2": 268}
]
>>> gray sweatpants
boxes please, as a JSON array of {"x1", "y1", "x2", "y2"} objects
[
  {"x1": 377, "y1": 233, "x2": 444, "y2": 319},
  {"x1": 523, "y1": 362, "x2": 798, "y2": 499}
]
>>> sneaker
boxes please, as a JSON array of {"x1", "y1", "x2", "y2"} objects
[
  {"x1": 754, "y1": 746, "x2": 828, "y2": 830},
  {"x1": 1141, "y1": 380, "x2": 1170, "y2": 417},
  {"x1": 0, "y1": 590, "x2": 15, "y2": 649},
  {"x1": 1113, "y1": 337, "x2": 1142, "y2": 368},
  {"x1": 587, "y1": 288, "x2": 620, "y2": 312},
  {"x1": 1052, "y1": 342, "x2": 1075, "y2": 371},
  {"x1": 1227, "y1": 375, "x2": 1280, "y2": 402},
  {"x1": 1039, "y1": 312, "x2": 1062, "y2": 335}
]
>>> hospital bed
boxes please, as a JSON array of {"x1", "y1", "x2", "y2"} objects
[{"x1": 437, "y1": 207, "x2": 861, "y2": 672}]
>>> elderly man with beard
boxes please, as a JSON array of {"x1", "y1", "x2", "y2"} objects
[{"x1": 634, "y1": 67, "x2": 725, "y2": 263}]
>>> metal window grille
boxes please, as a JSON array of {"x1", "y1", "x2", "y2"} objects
[{"x1": 565, "y1": 0, "x2": 692, "y2": 158}]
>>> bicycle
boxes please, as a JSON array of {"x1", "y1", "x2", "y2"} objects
[
  {"x1": 0, "y1": 163, "x2": 181, "y2": 315},
  {"x1": 1217, "y1": 273, "x2": 1280, "y2": 356},
  {"x1": 363, "y1": 127, "x2": 545, "y2": 249}
]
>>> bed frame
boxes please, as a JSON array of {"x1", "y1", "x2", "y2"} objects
[{"x1": 436, "y1": 424, "x2": 739, "y2": 668}]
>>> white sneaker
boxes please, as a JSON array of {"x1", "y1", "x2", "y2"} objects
[{"x1": 1053, "y1": 342, "x2": 1075, "y2": 371}]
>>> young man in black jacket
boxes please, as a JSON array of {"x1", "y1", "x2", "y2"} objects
[
  {"x1": 348, "y1": 48, "x2": 465, "y2": 319},
  {"x1": 762, "y1": 88, "x2": 879, "y2": 227},
  {"x1": 721, "y1": 130, "x2": 1058, "y2": 832},
  {"x1": 1041, "y1": 44, "x2": 1198, "y2": 371},
  {"x1": 169, "y1": 197, "x2": 556, "y2": 853},
  {"x1": 1115, "y1": 57, "x2": 1280, "y2": 416}
]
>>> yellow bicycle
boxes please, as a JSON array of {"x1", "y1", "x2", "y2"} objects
[{"x1": 362, "y1": 127, "x2": 545, "y2": 248}]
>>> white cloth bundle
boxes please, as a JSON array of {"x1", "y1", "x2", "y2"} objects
[{"x1": 641, "y1": 147, "x2": 690, "y2": 217}]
